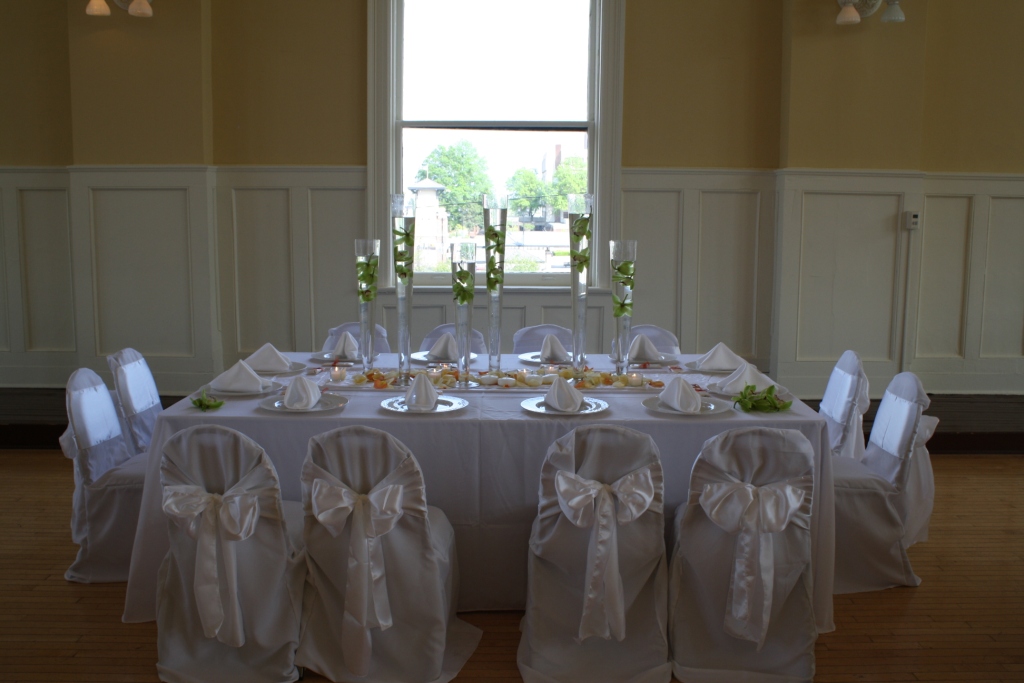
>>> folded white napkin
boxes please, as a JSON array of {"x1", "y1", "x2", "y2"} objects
[
  {"x1": 405, "y1": 372, "x2": 439, "y2": 412},
  {"x1": 714, "y1": 362, "x2": 778, "y2": 395},
  {"x1": 427, "y1": 332, "x2": 459, "y2": 361},
  {"x1": 210, "y1": 361, "x2": 269, "y2": 393},
  {"x1": 693, "y1": 342, "x2": 745, "y2": 371},
  {"x1": 659, "y1": 376, "x2": 702, "y2": 413},
  {"x1": 539, "y1": 334, "x2": 570, "y2": 363},
  {"x1": 283, "y1": 375, "x2": 322, "y2": 410},
  {"x1": 628, "y1": 334, "x2": 662, "y2": 362},
  {"x1": 544, "y1": 376, "x2": 584, "y2": 412},
  {"x1": 245, "y1": 342, "x2": 293, "y2": 373},
  {"x1": 333, "y1": 331, "x2": 360, "y2": 360}
]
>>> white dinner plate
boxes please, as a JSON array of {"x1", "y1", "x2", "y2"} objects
[
  {"x1": 309, "y1": 352, "x2": 365, "y2": 365},
  {"x1": 199, "y1": 381, "x2": 283, "y2": 399},
  {"x1": 410, "y1": 351, "x2": 477, "y2": 364},
  {"x1": 706, "y1": 382, "x2": 791, "y2": 400},
  {"x1": 682, "y1": 360, "x2": 736, "y2": 374},
  {"x1": 641, "y1": 395, "x2": 733, "y2": 416},
  {"x1": 518, "y1": 352, "x2": 572, "y2": 366},
  {"x1": 252, "y1": 361, "x2": 307, "y2": 377},
  {"x1": 629, "y1": 354, "x2": 677, "y2": 366},
  {"x1": 258, "y1": 393, "x2": 348, "y2": 413},
  {"x1": 380, "y1": 396, "x2": 468, "y2": 414},
  {"x1": 520, "y1": 396, "x2": 609, "y2": 416}
]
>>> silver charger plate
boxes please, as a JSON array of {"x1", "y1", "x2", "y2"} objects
[
  {"x1": 380, "y1": 395, "x2": 468, "y2": 414},
  {"x1": 199, "y1": 381, "x2": 283, "y2": 399},
  {"x1": 258, "y1": 392, "x2": 348, "y2": 413},
  {"x1": 518, "y1": 352, "x2": 571, "y2": 366},
  {"x1": 682, "y1": 360, "x2": 736, "y2": 374},
  {"x1": 253, "y1": 361, "x2": 308, "y2": 377},
  {"x1": 521, "y1": 396, "x2": 609, "y2": 415},
  {"x1": 629, "y1": 354, "x2": 677, "y2": 366},
  {"x1": 642, "y1": 395, "x2": 733, "y2": 416},
  {"x1": 308, "y1": 352, "x2": 366, "y2": 365},
  {"x1": 410, "y1": 351, "x2": 477, "y2": 364},
  {"x1": 706, "y1": 382, "x2": 791, "y2": 400}
]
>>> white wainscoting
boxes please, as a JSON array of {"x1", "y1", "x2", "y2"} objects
[{"x1": 1, "y1": 165, "x2": 1021, "y2": 397}]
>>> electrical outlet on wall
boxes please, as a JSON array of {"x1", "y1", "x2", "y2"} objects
[{"x1": 903, "y1": 211, "x2": 920, "y2": 231}]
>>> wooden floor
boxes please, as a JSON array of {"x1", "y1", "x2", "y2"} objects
[{"x1": 0, "y1": 452, "x2": 1021, "y2": 683}]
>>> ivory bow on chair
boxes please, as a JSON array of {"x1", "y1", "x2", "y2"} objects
[
  {"x1": 162, "y1": 462, "x2": 282, "y2": 648},
  {"x1": 555, "y1": 466, "x2": 659, "y2": 643},
  {"x1": 306, "y1": 456, "x2": 424, "y2": 677},
  {"x1": 698, "y1": 476, "x2": 811, "y2": 649}
]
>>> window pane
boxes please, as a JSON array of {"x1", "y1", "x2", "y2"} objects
[
  {"x1": 403, "y1": 0, "x2": 590, "y2": 122},
  {"x1": 402, "y1": 128, "x2": 588, "y2": 275}
]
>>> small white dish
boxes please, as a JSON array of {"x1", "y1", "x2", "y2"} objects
[
  {"x1": 410, "y1": 351, "x2": 477, "y2": 363},
  {"x1": 258, "y1": 392, "x2": 348, "y2": 413},
  {"x1": 380, "y1": 395, "x2": 468, "y2": 414},
  {"x1": 199, "y1": 381, "x2": 283, "y2": 399},
  {"x1": 641, "y1": 395, "x2": 733, "y2": 416},
  {"x1": 253, "y1": 361, "x2": 307, "y2": 377},
  {"x1": 520, "y1": 396, "x2": 609, "y2": 415}
]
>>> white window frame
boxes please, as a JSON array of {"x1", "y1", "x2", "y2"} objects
[{"x1": 367, "y1": 0, "x2": 624, "y2": 289}]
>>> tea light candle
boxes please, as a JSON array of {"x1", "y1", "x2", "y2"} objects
[
  {"x1": 427, "y1": 367, "x2": 443, "y2": 382},
  {"x1": 330, "y1": 366, "x2": 346, "y2": 381},
  {"x1": 542, "y1": 364, "x2": 558, "y2": 376},
  {"x1": 627, "y1": 372, "x2": 643, "y2": 387}
]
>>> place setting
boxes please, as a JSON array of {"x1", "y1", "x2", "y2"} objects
[
  {"x1": 624, "y1": 334, "x2": 676, "y2": 368},
  {"x1": 380, "y1": 371, "x2": 468, "y2": 414},
  {"x1": 258, "y1": 375, "x2": 348, "y2": 413},
  {"x1": 681, "y1": 341, "x2": 745, "y2": 375},
  {"x1": 641, "y1": 375, "x2": 733, "y2": 417},
  {"x1": 245, "y1": 342, "x2": 307, "y2": 376},
  {"x1": 310, "y1": 330, "x2": 365, "y2": 365},
  {"x1": 410, "y1": 332, "x2": 477, "y2": 364},
  {"x1": 198, "y1": 360, "x2": 284, "y2": 399},
  {"x1": 521, "y1": 376, "x2": 609, "y2": 416},
  {"x1": 704, "y1": 361, "x2": 791, "y2": 400}
]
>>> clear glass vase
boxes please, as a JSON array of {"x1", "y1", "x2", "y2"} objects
[
  {"x1": 484, "y1": 196, "x2": 507, "y2": 374},
  {"x1": 568, "y1": 194, "x2": 593, "y2": 373},
  {"x1": 392, "y1": 194, "x2": 415, "y2": 386},
  {"x1": 451, "y1": 243, "x2": 477, "y2": 387},
  {"x1": 610, "y1": 240, "x2": 637, "y2": 374},
  {"x1": 354, "y1": 239, "x2": 380, "y2": 376}
]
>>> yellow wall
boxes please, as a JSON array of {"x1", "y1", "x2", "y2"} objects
[
  {"x1": 921, "y1": 0, "x2": 1024, "y2": 173},
  {"x1": 0, "y1": 2, "x2": 72, "y2": 166},
  {"x1": 211, "y1": 0, "x2": 366, "y2": 166},
  {"x1": 623, "y1": 0, "x2": 783, "y2": 169},
  {"x1": 67, "y1": 0, "x2": 211, "y2": 164}
]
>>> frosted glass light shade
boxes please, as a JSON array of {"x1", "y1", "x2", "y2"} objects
[
  {"x1": 881, "y1": 0, "x2": 905, "y2": 22},
  {"x1": 128, "y1": 0, "x2": 152, "y2": 16},
  {"x1": 86, "y1": 0, "x2": 111, "y2": 16},
  {"x1": 837, "y1": 3, "x2": 861, "y2": 24}
]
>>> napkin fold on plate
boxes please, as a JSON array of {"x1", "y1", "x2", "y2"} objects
[
  {"x1": 405, "y1": 372, "x2": 439, "y2": 412},
  {"x1": 692, "y1": 341, "x2": 745, "y2": 371},
  {"x1": 283, "y1": 375, "x2": 322, "y2": 410},
  {"x1": 659, "y1": 376, "x2": 703, "y2": 413},
  {"x1": 544, "y1": 376, "x2": 584, "y2": 412},
  {"x1": 427, "y1": 332, "x2": 459, "y2": 362},
  {"x1": 210, "y1": 361, "x2": 270, "y2": 393},
  {"x1": 714, "y1": 362, "x2": 780, "y2": 395},
  {"x1": 245, "y1": 342, "x2": 293, "y2": 373},
  {"x1": 627, "y1": 334, "x2": 662, "y2": 363},
  {"x1": 333, "y1": 331, "x2": 360, "y2": 360},
  {"x1": 539, "y1": 334, "x2": 571, "y2": 363}
]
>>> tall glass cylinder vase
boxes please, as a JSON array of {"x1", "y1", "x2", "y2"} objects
[
  {"x1": 392, "y1": 194, "x2": 415, "y2": 385},
  {"x1": 354, "y1": 239, "x2": 380, "y2": 375},
  {"x1": 610, "y1": 240, "x2": 637, "y2": 374},
  {"x1": 568, "y1": 194, "x2": 593, "y2": 373},
  {"x1": 483, "y1": 196, "x2": 507, "y2": 374},
  {"x1": 451, "y1": 243, "x2": 477, "y2": 387}
]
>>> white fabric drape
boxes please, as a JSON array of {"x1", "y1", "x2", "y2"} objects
[
  {"x1": 297, "y1": 426, "x2": 481, "y2": 683},
  {"x1": 670, "y1": 427, "x2": 817, "y2": 683},
  {"x1": 518, "y1": 425, "x2": 671, "y2": 683},
  {"x1": 156, "y1": 425, "x2": 305, "y2": 683},
  {"x1": 818, "y1": 350, "x2": 869, "y2": 460},
  {"x1": 62, "y1": 368, "x2": 145, "y2": 583},
  {"x1": 108, "y1": 348, "x2": 162, "y2": 456}
]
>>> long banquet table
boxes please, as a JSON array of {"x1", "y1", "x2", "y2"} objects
[{"x1": 123, "y1": 352, "x2": 835, "y2": 632}]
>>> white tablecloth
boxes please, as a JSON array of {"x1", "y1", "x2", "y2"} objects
[{"x1": 123, "y1": 353, "x2": 834, "y2": 632}]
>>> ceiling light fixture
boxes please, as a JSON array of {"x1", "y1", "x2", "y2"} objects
[
  {"x1": 836, "y1": 0, "x2": 905, "y2": 25},
  {"x1": 85, "y1": 0, "x2": 153, "y2": 18}
]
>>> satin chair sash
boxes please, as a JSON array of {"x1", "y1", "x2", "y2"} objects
[
  {"x1": 303, "y1": 456, "x2": 427, "y2": 677},
  {"x1": 554, "y1": 465, "x2": 659, "y2": 643},
  {"x1": 696, "y1": 473, "x2": 812, "y2": 650},
  {"x1": 161, "y1": 460, "x2": 282, "y2": 648}
]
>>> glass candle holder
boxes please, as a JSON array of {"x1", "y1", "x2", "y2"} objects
[
  {"x1": 610, "y1": 239, "x2": 637, "y2": 374},
  {"x1": 450, "y1": 243, "x2": 477, "y2": 387},
  {"x1": 354, "y1": 239, "x2": 380, "y2": 375}
]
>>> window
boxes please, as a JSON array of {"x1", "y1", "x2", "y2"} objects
[{"x1": 368, "y1": 0, "x2": 623, "y2": 287}]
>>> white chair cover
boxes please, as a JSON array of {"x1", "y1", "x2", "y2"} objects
[
  {"x1": 818, "y1": 350, "x2": 869, "y2": 460},
  {"x1": 670, "y1": 427, "x2": 816, "y2": 683},
  {"x1": 107, "y1": 347, "x2": 162, "y2": 456},
  {"x1": 323, "y1": 322, "x2": 391, "y2": 354},
  {"x1": 833, "y1": 372, "x2": 936, "y2": 593},
  {"x1": 518, "y1": 425, "x2": 671, "y2": 683},
  {"x1": 62, "y1": 368, "x2": 146, "y2": 583},
  {"x1": 629, "y1": 325, "x2": 681, "y2": 354},
  {"x1": 297, "y1": 426, "x2": 481, "y2": 683},
  {"x1": 156, "y1": 425, "x2": 305, "y2": 683},
  {"x1": 419, "y1": 323, "x2": 487, "y2": 355},
  {"x1": 512, "y1": 324, "x2": 573, "y2": 354}
]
